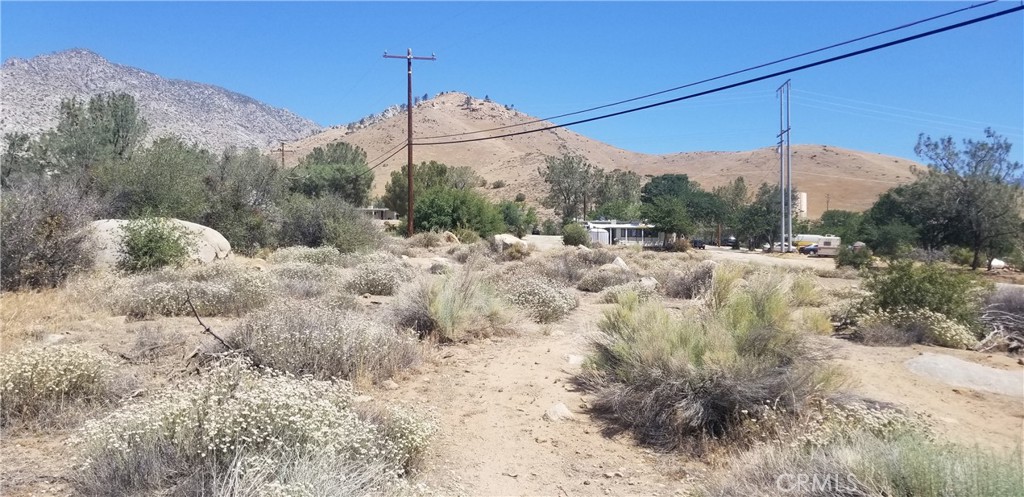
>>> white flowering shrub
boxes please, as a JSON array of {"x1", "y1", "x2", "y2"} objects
[
  {"x1": 857, "y1": 308, "x2": 977, "y2": 349},
  {"x1": 600, "y1": 282, "x2": 657, "y2": 304},
  {"x1": 270, "y1": 262, "x2": 347, "y2": 301},
  {"x1": 1, "y1": 346, "x2": 116, "y2": 425},
  {"x1": 503, "y1": 275, "x2": 578, "y2": 323},
  {"x1": 577, "y1": 267, "x2": 633, "y2": 293},
  {"x1": 229, "y1": 302, "x2": 420, "y2": 382},
  {"x1": 268, "y1": 246, "x2": 360, "y2": 267},
  {"x1": 347, "y1": 253, "x2": 412, "y2": 296},
  {"x1": 105, "y1": 264, "x2": 272, "y2": 317},
  {"x1": 74, "y1": 361, "x2": 437, "y2": 496}
]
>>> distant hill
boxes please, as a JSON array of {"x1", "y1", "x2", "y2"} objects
[
  {"x1": 1, "y1": 48, "x2": 322, "y2": 153},
  {"x1": 286, "y1": 92, "x2": 921, "y2": 218}
]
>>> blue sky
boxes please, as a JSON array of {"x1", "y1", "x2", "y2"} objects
[{"x1": 2, "y1": 1, "x2": 1022, "y2": 163}]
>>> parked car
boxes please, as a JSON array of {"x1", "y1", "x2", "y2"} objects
[
  {"x1": 725, "y1": 235, "x2": 740, "y2": 250},
  {"x1": 799, "y1": 243, "x2": 819, "y2": 255},
  {"x1": 691, "y1": 238, "x2": 706, "y2": 249}
]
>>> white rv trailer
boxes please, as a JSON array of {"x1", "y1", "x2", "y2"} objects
[{"x1": 816, "y1": 235, "x2": 842, "y2": 256}]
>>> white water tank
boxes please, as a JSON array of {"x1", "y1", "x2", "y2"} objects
[
  {"x1": 588, "y1": 228, "x2": 609, "y2": 246},
  {"x1": 797, "y1": 191, "x2": 808, "y2": 219}
]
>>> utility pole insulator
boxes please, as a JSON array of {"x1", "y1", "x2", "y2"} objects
[{"x1": 385, "y1": 48, "x2": 436, "y2": 236}]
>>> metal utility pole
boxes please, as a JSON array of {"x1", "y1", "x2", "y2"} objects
[
  {"x1": 776, "y1": 80, "x2": 793, "y2": 251},
  {"x1": 384, "y1": 48, "x2": 436, "y2": 236}
]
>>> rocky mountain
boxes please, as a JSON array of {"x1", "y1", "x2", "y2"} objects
[
  {"x1": 1, "y1": 49, "x2": 322, "y2": 152},
  {"x1": 287, "y1": 92, "x2": 920, "y2": 218}
]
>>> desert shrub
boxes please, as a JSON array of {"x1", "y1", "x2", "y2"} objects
[
  {"x1": 267, "y1": 245, "x2": 349, "y2": 266},
  {"x1": 700, "y1": 429, "x2": 1022, "y2": 497},
  {"x1": 73, "y1": 361, "x2": 436, "y2": 496},
  {"x1": 448, "y1": 241, "x2": 490, "y2": 263},
  {"x1": 576, "y1": 248, "x2": 619, "y2": 266},
  {"x1": 229, "y1": 301, "x2": 419, "y2": 382},
  {"x1": 802, "y1": 308, "x2": 834, "y2": 335},
  {"x1": 855, "y1": 308, "x2": 977, "y2": 348},
  {"x1": 862, "y1": 260, "x2": 991, "y2": 331},
  {"x1": 835, "y1": 245, "x2": 872, "y2": 269},
  {"x1": 514, "y1": 192, "x2": 527, "y2": 202},
  {"x1": 561, "y1": 224, "x2": 590, "y2": 247},
  {"x1": 347, "y1": 253, "x2": 412, "y2": 296},
  {"x1": 406, "y1": 231, "x2": 443, "y2": 249},
  {"x1": 391, "y1": 270, "x2": 507, "y2": 342},
  {"x1": 0, "y1": 346, "x2": 117, "y2": 426},
  {"x1": 577, "y1": 266, "x2": 633, "y2": 292},
  {"x1": 947, "y1": 246, "x2": 975, "y2": 267},
  {"x1": 664, "y1": 260, "x2": 716, "y2": 299},
  {"x1": 789, "y1": 273, "x2": 823, "y2": 307},
  {"x1": 96, "y1": 262, "x2": 272, "y2": 318},
  {"x1": 498, "y1": 241, "x2": 532, "y2": 261},
  {"x1": 670, "y1": 238, "x2": 691, "y2": 252},
  {"x1": 907, "y1": 247, "x2": 949, "y2": 263},
  {"x1": 813, "y1": 267, "x2": 859, "y2": 279},
  {"x1": 413, "y1": 187, "x2": 505, "y2": 238},
  {"x1": 1, "y1": 179, "x2": 98, "y2": 290},
  {"x1": 117, "y1": 217, "x2": 194, "y2": 273},
  {"x1": 580, "y1": 286, "x2": 833, "y2": 450},
  {"x1": 279, "y1": 193, "x2": 383, "y2": 253},
  {"x1": 500, "y1": 274, "x2": 578, "y2": 323},
  {"x1": 529, "y1": 250, "x2": 589, "y2": 285},
  {"x1": 984, "y1": 285, "x2": 1024, "y2": 317},
  {"x1": 270, "y1": 262, "x2": 347, "y2": 300},
  {"x1": 600, "y1": 282, "x2": 657, "y2": 304},
  {"x1": 452, "y1": 227, "x2": 480, "y2": 244},
  {"x1": 491, "y1": 180, "x2": 506, "y2": 189}
]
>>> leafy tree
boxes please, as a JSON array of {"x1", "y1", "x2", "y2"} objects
[
  {"x1": 735, "y1": 183, "x2": 783, "y2": 249},
  {"x1": 562, "y1": 223, "x2": 589, "y2": 247},
  {"x1": 204, "y1": 148, "x2": 283, "y2": 255},
  {"x1": 278, "y1": 193, "x2": 382, "y2": 253},
  {"x1": 499, "y1": 200, "x2": 538, "y2": 238},
  {"x1": 1, "y1": 132, "x2": 39, "y2": 188},
  {"x1": 817, "y1": 209, "x2": 864, "y2": 242},
  {"x1": 711, "y1": 177, "x2": 749, "y2": 243},
  {"x1": 97, "y1": 137, "x2": 212, "y2": 221},
  {"x1": 288, "y1": 142, "x2": 372, "y2": 206},
  {"x1": 538, "y1": 152, "x2": 603, "y2": 223},
  {"x1": 642, "y1": 196, "x2": 693, "y2": 246},
  {"x1": 381, "y1": 161, "x2": 477, "y2": 217},
  {"x1": 413, "y1": 187, "x2": 504, "y2": 237},
  {"x1": 914, "y1": 128, "x2": 1024, "y2": 269},
  {"x1": 641, "y1": 173, "x2": 720, "y2": 228}
]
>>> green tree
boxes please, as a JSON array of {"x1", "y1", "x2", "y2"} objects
[
  {"x1": 711, "y1": 177, "x2": 749, "y2": 243},
  {"x1": 1, "y1": 132, "x2": 39, "y2": 188},
  {"x1": 914, "y1": 128, "x2": 1024, "y2": 269},
  {"x1": 381, "y1": 161, "x2": 476, "y2": 217},
  {"x1": 288, "y1": 142, "x2": 372, "y2": 206},
  {"x1": 499, "y1": 200, "x2": 538, "y2": 238},
  {"x1": 413, "y1": 187, "x2": 505, "y2": 237},
  {"x1": 735, "y1": 183, "x2": 783, "y2": 249},
  {"x1": 642, "y1": 196, "x2": 693, "y2": 246},
  {"x1": 817, "y1": 209, "x2": 864, "y2": 242},
  {"x1": 204, "y1": 148, "x2": 283, "y2": 255},
  {"x1": 538, "y1": 152, "x2": 603, "y2": 223},
  {"x1": 98, "y1": 137, "x2": 212, "y2": 221}
]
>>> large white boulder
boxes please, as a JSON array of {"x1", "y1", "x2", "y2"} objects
[
  {"x1": 492, "y1": 233, "x2": 528, "y2": 252},
  {"x1": 84, "y1": 219, "x2": 232, "y2": 269}
]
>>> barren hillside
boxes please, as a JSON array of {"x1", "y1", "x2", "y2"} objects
[
  {"x1": 286, "y1": 92, "x2": 920, "y2": 217},
  {"x1": 1, "y1": 49, "x2": 322, "y2": 153}
]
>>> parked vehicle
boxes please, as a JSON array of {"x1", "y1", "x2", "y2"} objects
[
  {"x1": 691, "y1": 238, "x2": 706, "y2": 249},
  {"x1": 725, "y1": 235, "x2": 740, "y2": 249},
  {"x1": 799, "y1": 243, "x2": 819, "y2": 255},
  {"x1": 816, "y1": 236, "x2": 842, "y2": 256}
]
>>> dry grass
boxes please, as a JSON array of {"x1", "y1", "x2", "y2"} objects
[
  {"x1": 391, "y1": 269, "x2": 509, "y2": 342},
  {"x1": 663, "y1": 260, "x2": 717, "y2": 299}
]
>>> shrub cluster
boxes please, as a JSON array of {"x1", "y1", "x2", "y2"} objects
[
  {"x1": 116, "y1": 217, "x2": 194, "y2": 273},
  {"x1": 497, "y1": 269, "x2": 578, "y2": 323},
  {"x1": 856, "y1": 308, "x2": 977, "y2": 349},
  {"x1": 270, "y1": 262, "x2": 348, "y2": 301},
  {"x1": 580, "y1": 282, "x2": 834, "y2": 451},
  {"x1": 80, "y1": 262, "x2": 272, "y2": 318},
  {"x1": 600, "y1": 282, "x2": 657, "y2": 304},
  {"x1": 229, "y1": 301, "x2": 420, "y2": 382},
  {"x1": 663, "y1": 260, "x2": 716, "y2": 299},
  {"x1": 577, "y1": 266, "x2": 633, "y2": 292},
  {"x1": 347, "y1": 253, "x2": 412, "y2": 296},
  {"x1": 267, "y1": 245, "x2": 352, "y2": 266},
  {"x1": 0, "y1": 346, "x2": 117, "y2": 426},
  {"x1": 391, "y1": 270, "x2": 508, "y2": 342},
  {"x1": 561, "y1": 224, "x2": 590, "y2": 247},
  {"x1": 1, "y1": 179, "x2": 98, "y2": 290},
  {"x1": 73, "y1": 361, "x2": 436, "y2": 496},
  {"x1": 279, "y1": 194, "x2": 384, "y2": 254},
  {"x1": 862, "y1": 259, "x2": 991, "y2": 331},
  {"x1": 835, "y1": 245, "x2": 873, "y2": 269}
]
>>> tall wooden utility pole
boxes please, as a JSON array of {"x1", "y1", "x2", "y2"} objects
[
  {"x1": 384, "y1": 48, "x2": 436, "y2": 236},
  {"x1": 278, "y1": 141, "x2": 287, "y2": 167}
]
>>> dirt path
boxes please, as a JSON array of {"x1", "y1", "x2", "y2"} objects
[{"x1": 379, "y1": 297, "x2": 699, "y2": 496}]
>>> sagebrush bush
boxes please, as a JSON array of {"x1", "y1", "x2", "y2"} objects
[
  {"x1": 80, "y1": 262, "x2": 272, "y2": 318},
  {"x1": 229, "y1": 301, "x2": 420, "y2": 382},
  {"x1": 670, "y1": 238, "x2": 691, "y2": 252},
  {"x1": 862, "y1": 259, "x2": 991, "y2": 330},
  {"x1": 270, "y1": 262, "x2": 347, "y2": 300},
  {"x1": 664, "y1": 260, "x2": 716, "y2": 299},
  {"x1": 706, "y1": 263, "x2": 744, "y2": 310},
  {"x1": 267, "y1": 245, "x2": 355, "y2": 266},
  {"x1": 448, "y1": 241, "x2": 490, "y2": 263},
  {"x1": 856, "y1": 308, "x2": 977, "y2": 349},
  {"x1": 117, "y1": 217, "x2": 194, "y2": 273},
  {"x1": 405, "y1": 231, "x2": 443, "y2": 249},
  {"x1": 561, "y1": 224, "x2": 590, "y2": 247},
  {"x1": 498, "y1": 270, "x2": 578, "y2": 323},
  {"x1": 73, "y1": 361, "x2": 436, "y2": 496},
  {"x1": 452, "y1": 227, "x2": 481, "y2": 244},
  {"x1": 835, "y1": 245, "x2": 873, "y2": 269},
  {"x1": 391, "y1": 270, "x2": 508, "y2": 342},
  {"x1": 580, "y1": 286, "x2": 835, "y2": 450},
  {"x1": 0, "y1": 346, "x2": 117, "y2": 426},
  {"x1": 577, "y1": 266, "x2": 633, "y2": 292},
  {"x1": 278, "y1": 194, "x2": 383, "y2": 254},
  {"x1": 1, "y1": 179, "x2": 98, "y2": 290},
  {"x1": 600, "y1": 283, "x2": 657, "y2": 304},
  {"x1": 347, "y1": 253, "x2": 412, "y2": 296},
  {"x1": 700, "y1": 429, "x2": 1022, "y2": 497},
  {"x1": 789, "y1": 273, "x2": 823, "y2": 307}
]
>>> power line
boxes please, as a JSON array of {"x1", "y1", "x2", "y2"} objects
[
  {"x1": 416, "y1": 0, "x2": 1000, "y2": 141},
  {"x1": 359, "y1": 142, "x2": 408, "y2": 178},
  {"x1": 415, "y1": 3, "x2": 1023, "y2": 147}
]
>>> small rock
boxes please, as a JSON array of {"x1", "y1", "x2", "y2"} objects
[
  {"x1": 611, "y1": 257, "x2": 629, "y2": 270},
  {"x1": 583, "y1": 480, "x2": 591, "y2": 486},
  {"x1": 565, "y1": 354, "x2": 586, "y2": 366},
  {"x1": 1017, "y1": 358, "x2": 1023, "y2": 366},
  {"x1": 543, "y1": 403, "x2": 575, "y2": 422}
]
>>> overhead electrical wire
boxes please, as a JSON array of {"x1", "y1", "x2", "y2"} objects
[
  {"x1": 414, "y1": 3, "x2": 1023, "y2": 147},
  {"x1": 415, "y1": 0, "x2": 1000, "y2": 141},
  {"x1": 358, "y1": 142, "x2": 408, "y2": 178}
]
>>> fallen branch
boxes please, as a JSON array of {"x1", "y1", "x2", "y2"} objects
[{"x1": 184, "y1": 290, "x2": 229, "y2": 350}]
